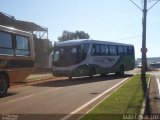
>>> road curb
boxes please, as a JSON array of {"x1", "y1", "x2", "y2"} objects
[
  {"x1": 83, "y1": 76, "x2": 134, "y2": 115},
  {"x1": 139, "y1": 75, "x2": 151, "y2": 118},
  {"x1": 61, "y1": 76, "x2": 132, "y2": 120},
  {"x1": 10, "y1": 76, "x2": 55, "y2": 88}
]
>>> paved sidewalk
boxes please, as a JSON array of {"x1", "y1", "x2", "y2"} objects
[
  {"x1": 10, "y1": 72, "x2": 55, "y2": 87},
  {"x1": 25, "y1": 73, "x2": 54, "y2": 82}
]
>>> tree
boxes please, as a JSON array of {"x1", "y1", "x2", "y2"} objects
[{"x1": 58, "y1": 30, "x2": 90, "y2": 42}]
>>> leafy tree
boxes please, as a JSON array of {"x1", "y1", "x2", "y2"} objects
[{"x1": 58, "y1": 30, "x2": 90, "y2": 42}]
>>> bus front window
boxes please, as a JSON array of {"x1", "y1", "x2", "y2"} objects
[
  {"x1": 53, "y1": 44, "x2": 89, "y2": 67},
  {"x1": 53, "y1": 51, "x2": 60, "y2": 62}
]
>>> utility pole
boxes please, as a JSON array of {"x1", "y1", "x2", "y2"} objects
[
  {"x1": 130, "y1": 0, "x2": 159, "y2": 96},
  {"x1": 141, "y1": 0, "x2": 148, "y2": 96}
]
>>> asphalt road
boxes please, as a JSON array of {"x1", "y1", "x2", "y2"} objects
[
  {"x1": 0, "y1": 74, "x2": 133, "y2": 120},
  {"x1": 148, "y1": 70, "x2": 160, "y2": 114}
]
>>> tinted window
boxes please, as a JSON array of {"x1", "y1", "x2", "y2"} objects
[
  {"x1": 53, "y1": 51, "x2": 60, "y2": 62},
  {"x1": 128, "y1": 46, "x2": 134, "y2": 54},
  {"x1": 91, "y1": 44, "x2": 96, "y2": 55},
  {"x1": 124, "y1": 46, "x2": 127, "y2": 54},
  {"x1": 53, "y1": 45, "x2": 88, "y2": 67},
  {"x1": 15, "y1": 35, "x2": 30, "y2": 56},
  {"x1": 0, "y1": 32, "x2": 12, "y2": 48},
  {"x1": 91, "y1": 44, "x2": 101, "y2": 56},
  {"x1": 118, "y1": 46, "x2": 123, "y2": 55},
  {"x1": 123, "y1": 46, "x2": 134, "y2": 55},
  {"x1": 91, "y1": 44, "x2": 110, "y2": 56},
  {"x1": 109, "y1": 45, "x2": 117, "y2": 55},
  {"x1": 82, "y1": 43, "x2": 89, "y2": 57},
  {"x1": 95, "y1": 44, "x2": 100, "y2": 55},
  {"x1": 16, "y1": 35, "x2": 29, "y2": 50},
  {"x1": 105, "y1": 45, "x2": 109, "y2": 55},
  {"x1": 0, "y1": 48, "x2": 14, "y2": 55},
  {"x1": 0, "y1": 32, "x2": 14, "y2": 55},
  {"x1": 100, "y1": 45, "x2": 105, "y2": 55}
]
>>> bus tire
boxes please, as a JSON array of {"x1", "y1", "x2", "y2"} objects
[
  {"x1": 0, "y1": 74, "x2": 9, "y2": 97},
  {"x1": 89, "y1": 67, "x2": 96, "y2": 78},
  {"x1": 68, "y1": 76, "x2": 72, "y2": 80},
  {"x1": 119, "y1": 66, "x2": 124, "y2": 76},
  {"x1": 115, "y1": 72, "x2": 119, "y2": 76},
  {"x1": 100, "y1": 73, "x2": 107, "y2": 77}
]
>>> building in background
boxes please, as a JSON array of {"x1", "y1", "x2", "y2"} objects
[
  {"x1": 136, "y1": 57, "x2": 160, "y2": 68},
  {"x1": 0, "y1": 12, "x2": 53, "y2": 69}
]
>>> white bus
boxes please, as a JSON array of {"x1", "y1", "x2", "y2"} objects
[
  {"x1": 0, "y1": 25, "x2": 34, "y2": 97},
  {"x1": 52, "y1": 39, "x2": 135, "y2": 79}
]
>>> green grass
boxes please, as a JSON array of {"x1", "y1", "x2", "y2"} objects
[{"x1": 80, "y1": 74, "x2": 150, "y2": 120}]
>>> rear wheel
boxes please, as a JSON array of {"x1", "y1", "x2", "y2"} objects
[
  {"x1": 115, "y1": 72, "x2": 119, "y2": 76},
  {"x1": 119, "y1": 66, "x2": 124, "y2": 76},
  {"x1": 115, "y1": 66, "x2": 124, "y2": 76},
  {"x1": 68, "y1": 76, "x2": 72, "y2": 80},
  {"x1": 0, "y1": 75, "x2": 9, "y2": 97},
  {"x1": 100, "y1": 73, "x2": 107, "y2": 77}
]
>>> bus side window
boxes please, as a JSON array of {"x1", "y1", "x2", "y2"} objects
[
  {"x1": 124, "y1": 46, "x2": 127, "y2": 54},
  {"x1": 95, "y1": 44, "x2": 101, "y2": 55},
  {"x1": 91, "y1": 44, "x2": 96, "y2": 56},
  {"x1": 15, "y1": 35, "x2": 30, "y2": 56},
  {"x1": 128, "y1": 46, "x2": 134, "y2": 54},
  {"x1": 109, "y1": 45, "x2": 117, "y2": 56},
  {"x1": 118, "y1": 46, "x2": 124, "y2": 55},
  {"x1": 0, "y1": 32, "x2": 14, "y2": 55},
  {"x1": 105, "y1": 45, "x2": 109, "y2": 55},
  {"x1": 91, "y1": 44, "x2": 101, "y2": 56},
  {"x1": 82, "y1": 43, "x2": 89, "y2": 56},
  {"x1": 100, "y1": 44, "x2": 105, "y2": 55}
]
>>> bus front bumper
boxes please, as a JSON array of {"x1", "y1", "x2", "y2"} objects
[{"x1": 52, "y1": 65, "x2": 90, "y2": 77}]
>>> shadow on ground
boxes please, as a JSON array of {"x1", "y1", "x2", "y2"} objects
[
  {"x1": 0, "y1": 92, "x2": 18, "y2": 99},
  {"x1": 32, "y1": 74, "x2": 133, "y2": 87}
]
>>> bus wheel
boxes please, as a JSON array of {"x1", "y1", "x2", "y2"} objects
[
  {"x1": 68, "y1": 76, "x2": 72, "y2": 80},
  {"x1": 119, "y1": 66, "x2": 124, "y2": 76},
  {"x1": 100, "y1": 74, "x2": 107, "y2": 77},
  {"x1": 89, "y1": 67, "x2": 96, "y2": 78},
  {"x1": 115, "y1": 72, "x2": 119, "y2": 76},
  {"x1": 0, "y1": 75, "x2": 9, "y2": 97}
]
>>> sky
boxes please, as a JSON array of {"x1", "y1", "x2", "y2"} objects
[{"x1": 0, "y1": 0, "x2": 160, "y2": 58}]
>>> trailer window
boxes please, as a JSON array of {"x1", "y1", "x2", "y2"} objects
[
  {"x1": 15, "y1": 35, "x2": 30, "y2": 56},
  {"x1": 0, "y1": 32, "x2": 14, "y2": 55}
]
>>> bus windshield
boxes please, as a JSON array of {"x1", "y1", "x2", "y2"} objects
[{"x1": 53, "y1": 43, "x2": 89, "y2": 67}]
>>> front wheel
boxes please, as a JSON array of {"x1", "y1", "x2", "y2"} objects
[
  {"x1": 0, "y1": 75, "x2": 9, "y2": 97},
  {"x1": 89, "y1": 67, "x2": 96, "y2": 78}
]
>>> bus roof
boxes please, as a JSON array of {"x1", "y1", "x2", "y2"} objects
[{"x1": 56, "y1": 39, "x2": 134, "y2": 47}]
